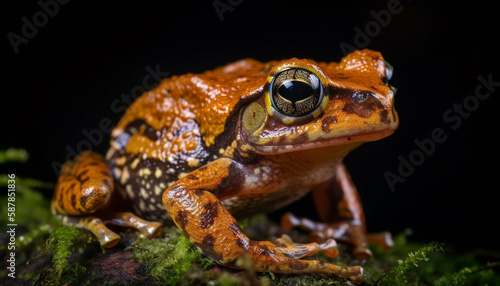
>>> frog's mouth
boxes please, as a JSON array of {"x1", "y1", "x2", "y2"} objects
[{"x1": 248, "y1": 129, "x2": 395, "y2": 155}]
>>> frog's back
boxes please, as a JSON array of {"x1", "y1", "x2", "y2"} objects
[{"x1": 106, "y1": 59, "x2": 271, "y2": 220}]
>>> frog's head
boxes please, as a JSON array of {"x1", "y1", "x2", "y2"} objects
[{"x1": 238, "y1": 49, "x2": 398, "y2": 155}]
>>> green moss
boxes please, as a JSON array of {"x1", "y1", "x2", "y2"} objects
[
  {"x1": 373, "y1": 241, "x2": 444, "y2": 285},
  {"x1": 58, "y1": 262, "x2": 125, "y2": 286},
  {"x1": 269, "y1": 273, "x2": 346, "y2": 286},
  {"x1": 129, "y1": 226, "x2": 214, "y2": 285},
  {"x1": 364, "y1": 232, "x2": 500, "y2": 285},
  {"x1": 0, "y1": 148, "x2": 29, "y2": 164},
  {"x1": 44, "y1": 226, "x2": 92, "y2": 276},
  {"x1": 214, "y1": 272, "x2": 243, "y2": 286},
  {"x1": 1, "y1": 148, "x2": 499, "y2": 285},
  {"x1": 434, "y1": 261, "x2": 500, "y2": 286}
]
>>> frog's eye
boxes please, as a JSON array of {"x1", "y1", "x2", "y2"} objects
[
  {"x1": 383, "y1": 61, "x2": 393, "y2": 85},
  {"x1": 383, "y1": 61, "x2": 397, "y2": 95},
  {"x1": 270, "y1": 68, "x2": 323, "y2": 117}
]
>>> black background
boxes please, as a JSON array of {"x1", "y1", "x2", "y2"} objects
[{"x1": 2, "y1": 0, "x2": 499, "y2": 254}]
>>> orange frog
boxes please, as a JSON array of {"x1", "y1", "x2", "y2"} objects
[{"x1": 52, "y1": 49, "x2": 398, "y2": 284}]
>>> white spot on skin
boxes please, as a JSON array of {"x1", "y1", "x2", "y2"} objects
[
  {"x1": 155, "y1": 185, "x2": 163, "y2": 196},
  {"x1": 244, "y1": 175, "x2": 259, "y2": 188},
  {"x1": 116, "y1": 156, "x2": 126, "y2": 166},
  {"x1": 149, "y1": 203, "x2": 157, "y2": 211},
  {"x1": 245, "y1": 165, "x2": 273, "y2": 188},
  {"x1": 222, "y1": 197, "x2": 241, "y2": 210},
  {"x1": 167, "y1": 155, "x2": 176, "y2": 163},
  {"x1": 131, "y1": 158, "x2": 140, "y2": 169},
  {"x1": 260, "y1": 166, "x2": 272, "y2": 181},
  {"x1": 139, "y1": 168, "x2": 152, "y2": 178},
  {"x1": 105, "y1": 149, "x2": 115, "y2": 161},
  {"x1": 187, "y1": 158, "x2": 200, "y2": 167},
  {"x1": 140, "y1": 188, "x2": 149, "y2": 199},
  {"x1": 166, "y1": 132, "x2": 174, "y2": 141},
  {"x1": 120, "y1": 167, "x2": 130, "y2": 185},
  {"x1": 126, "y1": 184, "x2": 135, "y2": 199},
  {"x1": 139, "y1": 200, "x2": 146, "y2": 211},
  {"x1": 155, "y1": 169, "x2": 162, "y2": 178},
  {"x1": 157, "y1": 203, "x2": 164, "y2": 210},
  {"x1": 114, "y1": 168, "x2": 122, "y2": 177},
  {"x1": 110, "y1": 141, "x2": 121, "y2": 151}
]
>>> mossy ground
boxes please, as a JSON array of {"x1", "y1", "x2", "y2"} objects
[{"x1": 1, "y1": 148, "x2": 499, "y2": 285}]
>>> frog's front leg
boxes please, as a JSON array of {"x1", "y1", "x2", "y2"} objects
[
  {"x1": 282, "y1": 164, "x2": 393, "y2": 261},
  {"x1": 163, "y1": 158, "x2": 363, "y2": 284},
  {"x1": 52, "y1": 151, "x2": 162, "y2": 247}
]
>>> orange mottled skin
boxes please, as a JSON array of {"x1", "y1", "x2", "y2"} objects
[{"x1": 52, "y1": 49, "x2": 398, "y2": 284}]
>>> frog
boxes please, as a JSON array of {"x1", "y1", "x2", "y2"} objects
[{"x1": 52, "y1": 49, "x2": 398, "y2": 284}]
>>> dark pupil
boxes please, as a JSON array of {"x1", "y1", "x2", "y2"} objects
[
  {"x1": 271, "y1": 68, "x2": 323, "y2": 117},
  {"x1": 278, "y1": 81, "x2": 314, "y2": 102}
]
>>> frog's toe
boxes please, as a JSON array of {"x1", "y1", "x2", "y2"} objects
[
  {"x1": 60, "y1": 211, "x2": 163, "y2": 248},
  {"x1": 280, "y1": 212, "x2": 385, "y2": 261},
  {"x1": 274, "y1": 234, "x2": 339, "y2": 259},
  {"x1": 353, "y1": 245, "x2": 373, "y2": 261},
  {"x1": 247, "y1": 240, "x2": 363, "y2": 284},
  {"x1": 281, "y1": 212, "x2": 304, "y2": 230},
  {"x1": 322, "y1": 238, "x2": 340, "y2": 258},
  {"x1": 99, "y1": 211, "x2": 163, "y2": 239},
  {"x1": 67, "y1": 215, "x2": 122, "y2": 248},
  {"x1": 367, "y1": 231, "x2": 394, "y2": 249}
]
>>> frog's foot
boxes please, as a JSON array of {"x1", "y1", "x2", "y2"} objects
[
  {"x1": 275, "y1": 234, "x2": 339, "y2": 258},
  {"x1": 57, "y1": 210, "x2": 163, "y2": 248},
  {"x1": 281, "y1": 212, "x2": 393, "y2": 261},
  {"x1": 163, "y1": 158, "x2": 364, "y2": 284},
  {"x1": 247, "y1": 239, "x2": 363, "y2": 284},
  {"x1": 51, "y1": 151, "x2": 162, "y2": 247}
]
